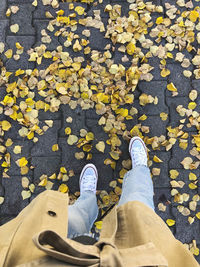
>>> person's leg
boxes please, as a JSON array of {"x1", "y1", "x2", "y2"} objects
[
  {"x1": 67, "y1": 164, "x2": 99, "y2": 239},
  {"x1": 117, "y1": 137, "x2": 155, "y2": 210},
  {"x1": 117, "y1": 165, "x2": 155, "y2": 210}
]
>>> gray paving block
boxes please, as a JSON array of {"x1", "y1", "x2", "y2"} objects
[
  {"x1": 166, "y1": 96, "x2": 191, "y2": 130},
  {"x1": 166, "y1": 63, "x2": 191, "y2": 97},
  {"x1": 6, "y1": 140, "x2": 34, "y2": 176},
  {"x1": 149, "y1": 150, "x2": 171, "y2": 187},
  {"x1": 0, "y1": 20, "x2": 9, "y2": 43},
  {"x1": 172, "y1": 206, "x2": 200, "y2": 244},
  {"x1": 9, "y1": 4, "x2": 35, "y2": 35},
  {"x1": 147, "y1": 57, "x2": 167, "y2": 81},
  {"x1": 31, "y1": 120, "x2": 61, "y2": 156},
  {"x1": 38, "y1": 110, "x2": 62, "y2": 120},
  {"x1": 89, "y1": 25, "x2": 111, "y2": 51},
  {"x1": 58, "y1": 104, "x2": 87, "y2": 137},
  {"x1": 137, "y1": 80, "x2": 168, "y2": 115},
  {"x1": 139, "y1": 115, "x2": 168, "y2": 138},
  {"x1": 6, "y1": 35, "x2": 35, "y2": 70},
  {"x1": 31, "y1": 156, "x2": 61, "y2": 183},
  {"x1": 0, "y1": 0, "x2": 7, "y2": 19},
  {"x1": 33, "y1": 19, "x2": 60, "y2": 50},
  {"x1": 169, "y1": 132, "x2": 197, "y2": 169},
  {"x1": 0, "y1": 176, "x2": 29, "y2": 215}
]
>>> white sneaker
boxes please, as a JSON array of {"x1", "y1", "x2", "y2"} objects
[
  {"x1": 80, "y1": 164, "x2": 98, "y2": 194},
  {"x1": 129, "y1": 136, "x2": 148, "y2": 168}
]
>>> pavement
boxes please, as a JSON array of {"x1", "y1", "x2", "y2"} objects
[{"x1": 0, "y1": 0, "x2": 199, "y2": 262}]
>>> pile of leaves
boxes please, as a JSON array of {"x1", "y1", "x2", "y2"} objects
[{"x1": 0, "y1": 0, "x2": 200, "y2": 256}]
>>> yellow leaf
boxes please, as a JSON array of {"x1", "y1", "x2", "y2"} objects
[
  {"x1": 49, "y1": 173, "x2": 56, "y2": 179},
  {"x1": 27, "y1": 131, "x2": 34, "y2": 140},
  {"x1": 94, "y1": 221, "x2": 102, "y2": 230},
  {"x1": 153, "y1": 155, "x2": 163, "y2": 163},
  {"x1": 196, "y1": 212, "x2": 200, "y2": 219},
  {"x1": 5, "y1": 138, "x2": 13, "y2": 146},
  {"x1": 161, "y1": 68, "x2": 170, "y2": 77},
  {"x1": 13, "y1": 145, "x2": 22, "y2": 154},
  {"x1": 83, "y1": 144, "x2": 92, "y2": 152},
  {"x1": 60, "y1": 167, "x2": 67, "y2": 173},
  {"x1": 21, "y1": 190, "x2": 31, "y2": 200},
  {"x1": 160, "y1": 112, "x2": 168, "y2": 121},
  {"x1": 96, "y1": 141, "x2": 105, "y2": 153},
  {"x1": 2, "y1": 120, "x2": 11, "y2": 131},
  {"x1": 139, "y1": 114, "x2": 147, "y2": 121},
  {"x1": 86, "y1": 132, "x2": 94, "y2": 141},
  {"x1": 179, "y1": 141, "x2": 188, "y2": 150},
  {"x1": 189, "y1": 183, "x2": 197, "y2": 190},
  {"x1": 58, "y1": 184, "x2": 68, "y2": 193},
  {"x1": 67, "y1": 135, "x2": 78, "y2": 145},
  {"x1": 167, "y1": 83, "x2": 177, "y2": 92},
  {"x1": 156, "y1": 16, "x2": 163, "y2": 24},
  {"x1": 52, "y1": 144, "x2": 59, "y2": 151},
  {"x1": 189, "y1": 172, "x2": 197, "y2": 181},
  {"x1": 0, "y1": 197, "x2": 4, "y2": 204},
  {"x1": 166, "y1": 219, "x2": 175, "y2": 226},
  {"x1": 75, "y1": 6, "x2": 85, "y2": 15},
  {"x1": 16, "y1": 42, "x2": 23, "y2": 49},
  {"x1": 15, "y1": 69, "x2": 25, "y2": 76},
  {"x1": 19, "y1": 157, "x2": 28, "y2": 167},
  {"x1": 20, "y1": 166, "x2": 29, "y2": 175},
  {"x1": 43, "y1": 51, "x2": 52, "y2": 58},
  {"x1": 170, "y1": 170, "x2": 179, "y2": 179},
  {"x1": 32, "y1": 0, "x2": 37, "y2": 6},
  {"x1": 188, "y1": 102, "x2": 196, "y2": 110},
  {"x1": 109, "y1": 151, "x2": 120, "y2": 160},
  {"x1": 189, "y1": 10, "x2": 199, "y2": 22},
  {"x1": 4, "y1": 49, "x2": 13, "y2": 59},
  {"x1": 126, "y1": 42, "x2": 135, "y2": 55},
  {"x1": 10, "y1": 24, "x2": 19, "y2": 33},
  {"x1": 38, "y1": 178, "x2": 47, "y2": 186}
]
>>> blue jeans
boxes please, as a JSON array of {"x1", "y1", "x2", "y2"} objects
[{"x1": 67, "y1": 165, "x2": 155, "y2": 238}]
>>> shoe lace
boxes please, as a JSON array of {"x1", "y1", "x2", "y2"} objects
[
  {"x1": 132, "y1": 150, "x2": 146, "y2": 166},
  {"x1": 82, "y1": 175, "x2": 96, "y2": 191}
]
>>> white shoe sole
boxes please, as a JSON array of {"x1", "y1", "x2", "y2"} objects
[
  {"x1": 79, "y1": 163, "x2": 98, "y2": 189},
  {"x1": 129, "y1": 136, "x2": 147, "y2": 156}
]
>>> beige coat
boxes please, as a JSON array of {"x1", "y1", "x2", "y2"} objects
[{"x1": 0, "y1": 190, "x2": 199, "y2": 267}]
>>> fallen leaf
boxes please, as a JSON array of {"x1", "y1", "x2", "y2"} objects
[{"x1": 96, "y1": 141, "x2": 105, "y2": 153}]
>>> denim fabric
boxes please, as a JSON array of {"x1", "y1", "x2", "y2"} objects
[
  {"x1": 117, "y1": 165, "x2": 155, "y2": 210},
  {"x1": 67, "y1": 191, "x2": 98, "y2": 238},
  {"x1": 67, "y1": 165, "x2": 155, "y2": 238}
]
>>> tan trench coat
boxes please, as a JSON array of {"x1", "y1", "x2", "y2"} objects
[{"x1": 0, "y1": 190, "x2": 199, "y2": 267}]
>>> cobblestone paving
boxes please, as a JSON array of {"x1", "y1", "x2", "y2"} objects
[{"x1": 0, "y1": 0, "x2": 200, "y2": 262}]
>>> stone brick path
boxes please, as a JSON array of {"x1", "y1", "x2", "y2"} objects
[{"x1": 0, "y1": 0, "x2": 199, "y2": 262}]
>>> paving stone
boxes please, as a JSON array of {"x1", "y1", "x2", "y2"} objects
[
  {"x1": 166, "y1": 63, "x2": 191, "y2": 97},
  {"x1": 31, "y1": 120, "x2": 61, "y2": 156},
  {"x1": 153, "y1": 187, "x2": 174, "y2": 229},
  {"x1": 169, "y1": 132, "x2": 197, "y2": 169},
  {"x1": 172, "y1": 206, "x2": 200, "y2": 244},
  {"x1": 9, "y1": 4, "x2": 35, "y2": 35},
  {"x1": 166, "y1": 96, "x2": 192, "y2": 131},
  {"x1": 38, "y1": 109, "x2": 62, "y2": 120},
  {"x1": 137, "y1": 81, "x2": 168, "y2": 115},
  {"x1": 31, "y1": 156, "x2": 61, "y2": 183},
  {"x1": 6, "y1": 140, "x2": 34, "y2": 176},
  {"x1": 0, "y1": 0, "x2": 7, "y2": 19},
  {"x1": 88, "y1": 18, "x2": 111, "y2": 51},
  {"x1": 87, "y1": 0, "x2": 110, "y2": 18},
  {"x1": 33, "y1": 19, "x2": 60, "y2": 50},
  {"x1": 6, "y1": 36, "x2": 35, "y2": 70},
  {"x1": 149, "y1": 150, "x2": 171, "y2": 187},
  {"x1": 139, "y1": 115, "x2": 168, "y2": 138},
  {"x1": 0, "y1": 20, "x2": 9, "y2": 43},
  {"x1": 85, "y1": 118, "x2": 110, "y2": 154},
  {"x1": 0, "y1": 176, "x2": 29, "y2": 215},
  {"x1": 59, "y1": 104, "x2": 87, "y2": 137},
  {"x1": 33, "y1": 0, "x2": 60, "y2": 19},
  {"x1": 147, "y1": 57, "x2": 168, "y2": 81},
  {"x1": 0, "y1": 184, "x2": 5, "y2": 197}
]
